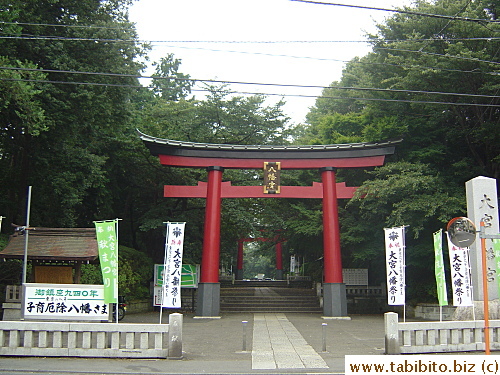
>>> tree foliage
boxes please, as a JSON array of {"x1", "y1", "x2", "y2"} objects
[
  {"x1": 302, "y1": 0, "x2": 500, "y2": 300},
  {"x1": 1, "y1": 0, "x2": 498, "y2": 305}
]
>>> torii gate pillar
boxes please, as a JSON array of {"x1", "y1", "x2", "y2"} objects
[
  {"x1": 236, "y1": 237, "x2": 285, "y2": 280},
  {"x1": 236, "y1": 239, "x2": 244, "y2": 280},
  {"x1": 275, "y1": 241, "x2": 284, "y2": 280},
  {"x1": 197, "y1": 166, "x2": 223, "y2": 317},
  {"x1": 321, "y1": 167, "x2": 347, "y2": 316}
]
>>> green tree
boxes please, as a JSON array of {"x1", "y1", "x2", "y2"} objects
[
  {"x1": 300, "y1": 0, "x2": 500, "y2": 300},
  {"x1": 0, "y1": 0, "x2": 147, "y2": 227},
  {"x1": 150, "y1": 54, "x2": 194, "y2": 101}
]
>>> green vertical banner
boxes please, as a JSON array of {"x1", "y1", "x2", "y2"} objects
[
  {"x1": 433, "y1": 229, "x2": 448, "y2": 306},
  {"x1": 493, "y1": 239, "x2": 500, "y2": 294},
  {"x1": 94, "y1": 220, "x2": 118, "y2": 304}
]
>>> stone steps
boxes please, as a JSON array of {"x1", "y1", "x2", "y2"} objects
[{"x1": 220, "y1": 286, "x2": 321, "y2": 313}]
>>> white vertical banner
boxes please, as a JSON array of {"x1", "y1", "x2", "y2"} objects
[
  {"x1": 161, "y1": 222, "x2": 186, "y2": 308},
  {"x1": 447, "y1": 233, "x2": 473, "y2": 306},
  {"x1": 290, "y1": 255, "x2": 296, "y2": 274},
  {"x1": 384, "y1": 227, "x2": 406, "y2": 305}
]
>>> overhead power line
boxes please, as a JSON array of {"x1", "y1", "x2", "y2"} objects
[
  {"x1": 1, "y1": 34, "x2": 500, "y2": 44},
  {"x1": 289, "y1": 0, "x2": 500, "y2": 24},
  {"x1": 0, "y1": 21, "x2": 130, "y2": 31},
  {"x1": 4, "y1": 34, "x2": 498, "y2": 71},
  {"x1": 4, "y1": 76, "x2": 499, "y2": 108},
  {"x1": 375, "y1": 46, "x2": 500, "y2": 66},
  {"x1": 1, "y1": 65, "x2": 499, "y2": 100},
  {"x1": 1, "y1": 76, "x2": 499, "y2": 108}
]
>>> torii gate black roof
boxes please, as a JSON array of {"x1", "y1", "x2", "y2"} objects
[{"x1": 138, "y1": 130, "x2": 402, "y2": 160}]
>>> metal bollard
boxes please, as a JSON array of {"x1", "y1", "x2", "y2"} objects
[
  {"x1": 242, "y1": 320, "x2": 248, "y2": 352},
  {"x1": 322, "y1": 323, "x2": 327, "y2": 352}
]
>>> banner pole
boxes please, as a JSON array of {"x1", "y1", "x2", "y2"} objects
[
  {"x1": 480, "y1": 221, "x2": 490, "y2": 355},
  {"x1": 22, "y1": 186, "x2": 32, "y2": 285},
  {"x1": 160, "y1": 222, "x2": 170, "y2": 324},
  {"x1": 115, "y1": 219, "x2": 119, "y2": 324},
  {"x1": 468, "y1": 249, "x2": 476, "y2": 321}
]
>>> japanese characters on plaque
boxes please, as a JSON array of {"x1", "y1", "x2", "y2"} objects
[
  {"x1": 446, "y1": 234, "x2": 473, "y2": 306},
  {"x1": 466, "y1": 176, "x2": 499, "y2": 300},
  {"x1": 161, "y1": 222, "x2": 186, "y2": 308},
  {"x1": 23, "y1": 283, "x2": 108, "y2": 320},
  {"x1": 384, "y1": 227, "x2": 406, "y2": 305},
  {"x1": 263, "y1": 162, "x2": 281, "y2": 194}
]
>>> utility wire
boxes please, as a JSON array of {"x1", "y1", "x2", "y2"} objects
[
  {"x1": 289, "y1": 0, "x2": 500, "y2": 24},
  {"x1": 2, "y1": 35, "x2": 499, "y2": 74},
  {"x1": 2, "y1": 66, "x2": 499, "y2": 99},
  {"x1": 1, "y1": 34, "x2": 500, "y2": 44},
  {"x1": 0, "y1": 21, "x2": 131, "y2": 30},
  {"x1": 1, "y1": 77, "x2": 499, "y2": 108},
  {"x1": 148, "y1": 43, "x2": 500, "y2": 68},
  {"x1": 2, "y1": 33, "x2": 499, "y2": 67},
  {"x1": 375, "y1": 46, "x2": 500, "y2": 66},
  {"x1": 3, "y1": 34, "x2": 499, "y2": 69}
]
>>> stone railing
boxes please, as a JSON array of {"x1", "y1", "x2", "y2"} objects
[
  {"x1": 0, "y1": 313, "x2": 183, "y2": 359},
  {"x1": 385, "y1": 312, "x2": 500, "y2": 354}
]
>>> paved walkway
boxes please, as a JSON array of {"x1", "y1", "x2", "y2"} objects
[
  {"x1": 252, "y1": 313, "x2": 328, "y2": 370},
  {"x1": 0, "y1": 312, "x2": 387, "y2": 374}
]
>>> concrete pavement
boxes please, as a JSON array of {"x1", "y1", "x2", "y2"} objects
[{"x1": 0, "y1": 312, "x2": 387, "y2": 374}]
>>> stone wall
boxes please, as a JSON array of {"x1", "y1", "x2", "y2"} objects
[{"x1": 414, "y1": 303, "x2": 456, "y2": 321}]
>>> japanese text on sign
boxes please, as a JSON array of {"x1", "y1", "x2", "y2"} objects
[
  {"x1": 447, "y1": 234, "x2": 473, "y2": 306},
  {"x1": 263, "y1": 162, "x2": 281, "y2": 194},
  {"x1": 23, "y1": 283, "x2": 108, "y2": 320},
  {"x1": 162, "y1": 223, "x2": 186, "y2": 308},
  {"x1": 94, "y1": 220, "x2": 118, "y2": 303},
  {"x1": 384, "y1": 227, "x2": 406, "y2": 306}
]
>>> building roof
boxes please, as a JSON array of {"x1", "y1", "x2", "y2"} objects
[
  {"x1": 0, "y1": 227, "x2": 98, "y2": 263},
  {"x1": 137, "y1": 130, "x2": 402, "y2": 161}
]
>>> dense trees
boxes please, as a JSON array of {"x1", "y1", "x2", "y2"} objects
[
  {"x1": 1, "y1": 0, "x2": 498, "y2": 302},
  {"x1": 0, "y1": 0, "x2": 146, "y2": 228},
  {"x1": 302, "y1": 0, "x2": 500, "y2": 299}
]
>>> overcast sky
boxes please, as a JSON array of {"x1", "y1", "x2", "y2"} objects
[{"x1": 129, "y1": 0, "x2": 412, "y2": 124}]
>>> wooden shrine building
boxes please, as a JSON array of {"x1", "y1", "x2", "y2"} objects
[{"x1": 0, "y1": 227, "x2": 99, "y2": 284}]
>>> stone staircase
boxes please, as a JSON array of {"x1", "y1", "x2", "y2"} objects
[{"x1": 220, "y1": 281, "x2": 321, "y2": 313}]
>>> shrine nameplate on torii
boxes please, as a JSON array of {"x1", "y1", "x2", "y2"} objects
[{"x1": 139, "y1": 130, "x2": 401, "y2": 317}]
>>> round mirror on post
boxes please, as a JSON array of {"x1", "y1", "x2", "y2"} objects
[{"x1": 447, "y1": 217, "x2": 477, "y2": 248}]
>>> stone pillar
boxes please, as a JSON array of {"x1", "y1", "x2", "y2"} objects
[
  {"x1": 384, "y1": 312, "x2": 400, "y2": 354},
  {"x1": 236, "y1": 239, "x2": 244, "y2": 280},
  {"x1": 196, "y1": 166, "x2": 223, "y2": 317},
  {"x1": 466, "y1": 176, "x2": 499, "y2": 301},
  {"x1": 168, "y1": 313, "x2": 183, "y2": 359},
  {"x1": 275, "y1": 241, "x2": 283, "y2": 280},
  {"x1": 320, "y1": 167, "x2": 347, "y2": 317}
]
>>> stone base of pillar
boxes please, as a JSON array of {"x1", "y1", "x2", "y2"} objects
[
  {"x1": 195, "y1": 283, "x2": 220, "y2": 317},
  {"x1": 275, "y1": 269, "x2": 283, "y2": 280},
  {"x1": 235, "y1": 269, "x2": 244, "y2": 280},
  {"x1": 323, "y1": 283, "x2": 347, "y2": 317}
]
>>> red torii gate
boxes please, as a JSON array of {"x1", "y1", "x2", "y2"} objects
[
  {"x1": 139, "y1": 131, "x2": 400, "y2": 317},
  {"x1": 236, "y1": 235, "x2": 286, "y2": 281}
]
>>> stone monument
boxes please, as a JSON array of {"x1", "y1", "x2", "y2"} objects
[{"x1": 454, "y1": 176, "x2": 499, "y2": 320}]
